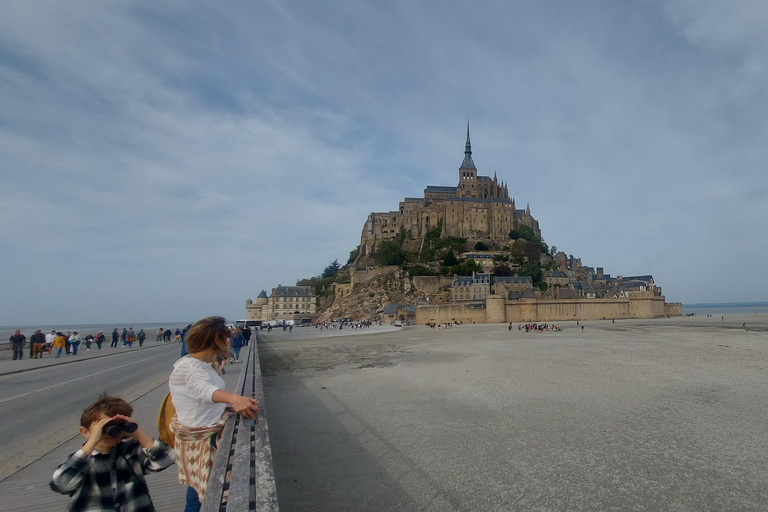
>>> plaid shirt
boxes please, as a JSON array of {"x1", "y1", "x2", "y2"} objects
[{"x1": 50, "y1": 439, "x2": 174, "y2": 512}]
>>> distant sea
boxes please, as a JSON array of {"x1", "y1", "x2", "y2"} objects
[
  {"x1": 682, "y1": 302, "x2": 768, "y2": 316},
  {"x1": 0, "y1": 322, "x2": 192, "y2": 344}
]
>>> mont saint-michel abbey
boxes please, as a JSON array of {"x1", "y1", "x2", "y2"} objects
[{"x1": 357, "y1": 124, "x2": 541, "y2": 261}]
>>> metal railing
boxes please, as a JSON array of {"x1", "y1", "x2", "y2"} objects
[{"x1": 202, "y1": 336, "x2": 279, "y2": 511}]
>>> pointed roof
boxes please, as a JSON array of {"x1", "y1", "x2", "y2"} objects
[
  {"x1": 460, "y1": 121, "x2": 477, "y2": 171},
  {"x1": 257, "y1": 290, "x2": 268, "y2": 299}
]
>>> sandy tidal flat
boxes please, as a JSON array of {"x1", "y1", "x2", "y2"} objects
[{"x1": 259, "y1": 315, "x2": 768, "y2": 512}]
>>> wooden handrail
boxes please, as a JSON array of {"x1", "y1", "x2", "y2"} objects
[{"x1": 202, "y1": 336, "x2": 279, "y2": 511}]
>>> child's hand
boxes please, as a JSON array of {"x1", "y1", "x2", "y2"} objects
[
  {"x1": 89, "y1": 416, "x2": 115, "y2": 442},
  {"x1": 230, "y1": 395, "x2": 259, "y2": 419},
  {"x1": 81, "y1": 416, "x2": 115, "y2": 454}
]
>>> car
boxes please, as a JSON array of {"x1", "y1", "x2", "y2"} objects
[{"x1": 392, "y1": 320, "x2": 403, "y2": 327}]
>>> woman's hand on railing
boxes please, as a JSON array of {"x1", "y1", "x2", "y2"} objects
[{"x1": 230, "y1": 395, "x2": 259, "y2": 419}]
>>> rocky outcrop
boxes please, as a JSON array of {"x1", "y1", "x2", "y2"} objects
[{"x1": 316, "y1": 269, "x2": 451, "y2": 322}]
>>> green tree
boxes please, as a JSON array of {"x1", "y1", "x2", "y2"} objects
[
  {"x1": 492, "y1": 264, "x2": 513, "y2": 276},
  {"x1": 373, "y1": 241, "x2": 406, "y2": 265},
  {"x1": 474, "y1": 241, "x2": 489, "y2": 251},
  {"x1": 518, "y1": 262, "x2": 543, "y2": 284},
  {"x1": 510, "y1": 224, "x2": 536, "y2": 242},
  {"x1": 407, "y1": 264, "x2": 439, "y2": 276},
  {"x1": 322, "y1": 259, "x2": 341, "y2": 278},
  {"x1": 510, "y1": 239, "x2": 541, "y2": 265},
  {"x1": 449, "y1": 260, "x2": 482, "y2": 276},
  {"x1": 442, "y1": 251, "x2": 459, "y2": 267}
]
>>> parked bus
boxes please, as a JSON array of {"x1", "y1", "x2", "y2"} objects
[{"x1": 234, "y1": 319, "x2": 262, "y2": 329}]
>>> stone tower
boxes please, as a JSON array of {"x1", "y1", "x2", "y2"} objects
[{"x1": 458, "y1": 121, "x2": 479, "y2": 198}]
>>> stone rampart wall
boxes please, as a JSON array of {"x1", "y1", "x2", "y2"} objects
[
  {"x1": 412, "y1": 275, "x2": 454, "y2": 294},
  {"x1": 416, "y1": 296, "x2": 678, "y2": 324},
  {"x1": 414, "y1": 304, "x2": 488, "y2": 324},
  {"x1": 353, "y1": 266, "x2": 400, "y2": 284},
  {"x1": 665, "y1": 302, "x2": 683, "y2": 316}
]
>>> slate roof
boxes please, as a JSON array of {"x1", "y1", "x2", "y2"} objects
[
  {"x1": 257, "y1": 290, "x2": 268, "y2": 299},
  {"x1": 544, "y1": 271, "x2": 568, "y2": 279},
  {"x1": 453, "y1": 273, "x2": 490, "y2": 286},
  {"x1": 382, "y1": 304, "x2": 399, "y2": 315},
  {"x1": 494, "y1": 276, "x2": 533, "y2": 284},
  {"x1": 271, "y1": 286, "x2": 314, "y2": 297},
  {"x1": 624, "y1": 275, "x2": 654, "y2": 283}
]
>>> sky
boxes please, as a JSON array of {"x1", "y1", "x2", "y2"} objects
[{"x1": 1, "y1": 1, "x2": 767, "y2": 325}]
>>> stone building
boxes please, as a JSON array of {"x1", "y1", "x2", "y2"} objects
[
  {"x1": 246, "y1": 285, "x2": 317, "y2": 322},
  {"x1": 357, "y1": 123, "x2": 540, "y2": 263},
  {"x1": 451, "y1": 272, "x2": 491, "y2": 303}
]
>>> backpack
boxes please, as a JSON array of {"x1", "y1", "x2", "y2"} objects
[{"x1": 157, "y1": 392, "x2": 176, "y2": 446}]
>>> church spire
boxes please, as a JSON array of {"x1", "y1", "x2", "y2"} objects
[{"x1": 460, "y1": 120, "x2": 476, "y2": 171}]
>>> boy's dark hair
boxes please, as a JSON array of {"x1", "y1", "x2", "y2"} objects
[
  {"x1": 80, "y1": 394, "x2": 133, "y2": 428},
  {"x1": 186, "y1": 316, "x2": 230, "y2": 357}
]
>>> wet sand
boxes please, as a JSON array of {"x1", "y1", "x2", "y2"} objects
[{"x1": 259, "y1": 315, "x2": 768, "y2": 511}]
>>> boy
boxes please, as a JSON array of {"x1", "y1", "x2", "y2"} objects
[{"x1": 50, "y1": 394, "x2": 174, "y2": 511}]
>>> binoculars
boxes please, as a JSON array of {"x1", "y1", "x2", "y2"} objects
[{"x1": 104, "y1": 420, "x2": 138, "y2": 437}]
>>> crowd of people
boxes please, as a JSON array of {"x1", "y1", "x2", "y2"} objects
[
  {"x1": 6, "y1": 326, "x2": 196, "y2": 360},
  {"x1": 516, "y1": 322, "x2": 563, "y2": 332},
  {"x1": 311, "y1": 319, "x2": 374, "y2": 331}
]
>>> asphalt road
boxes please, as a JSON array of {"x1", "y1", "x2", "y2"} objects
[{"x1": 0, "y1": 344, "x2": 181, "y2": 481}]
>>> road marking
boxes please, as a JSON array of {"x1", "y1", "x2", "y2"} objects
[{"x1": 0, "y1": 354, "x2": 170, "y2": 405}]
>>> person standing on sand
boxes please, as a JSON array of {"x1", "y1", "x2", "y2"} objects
[
  {"x1": 111, "y1": 328, "x2": 119, "y2": 348},
  {"x1": 138, "y1": 329, "x2": 146, "y2": 347},
  {"x1": 157, "y1": 328, "x2": 163, "y2": 342},
  {"x1": 121, "y1": 328, "x2": 127, "y2": 347}
]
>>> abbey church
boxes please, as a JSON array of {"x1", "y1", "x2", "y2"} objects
[{"x1": 357, "y1": 123, "x2": 541, "y2": 261}]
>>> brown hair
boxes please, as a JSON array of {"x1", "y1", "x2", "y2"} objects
[
  {"x1": 80, "y1": 394, "x2": 133, "y2": 428},
  {"x1": 186, "y1": 316, "x2": 230, "y2": 357}
]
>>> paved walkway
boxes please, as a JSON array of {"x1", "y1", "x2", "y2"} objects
[
  {"x1": 0, "y1": 343, "x2": 246, "y2": 512},
  {"x1": 0, "y1": 341, "x2": 178, "y2": 376}
]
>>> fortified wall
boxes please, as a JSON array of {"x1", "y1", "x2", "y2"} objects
[{"x1": 415, "y1": 292, "x2": 676, "y2": 324}]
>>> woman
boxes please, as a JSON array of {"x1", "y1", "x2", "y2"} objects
[{"x1": 168, "y1": 316, "x2": 258, "y2": 512}]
